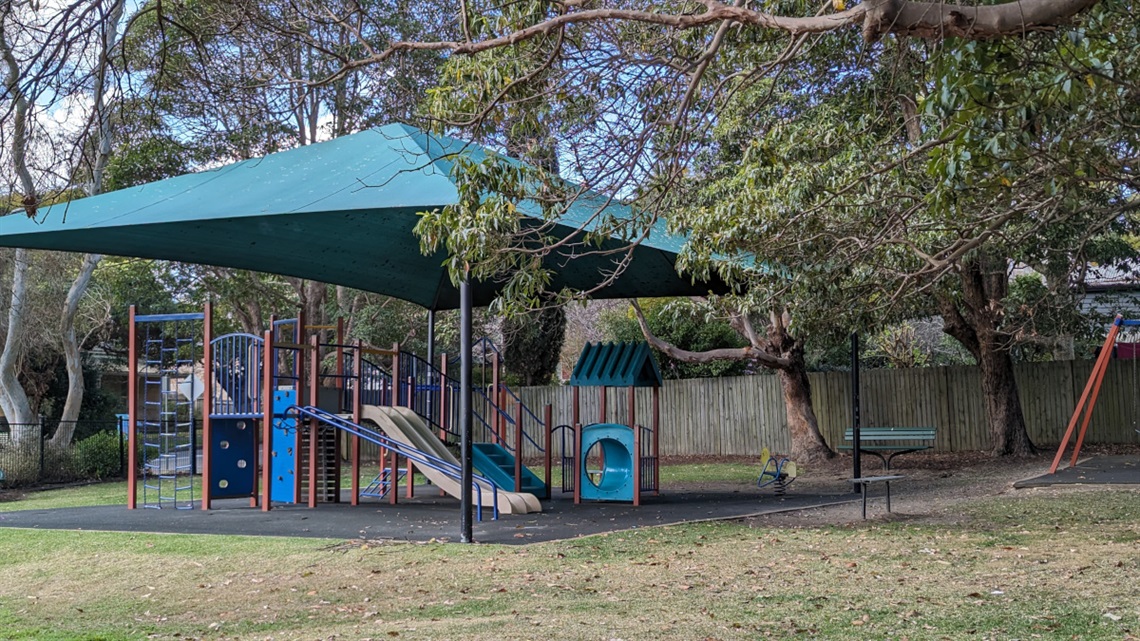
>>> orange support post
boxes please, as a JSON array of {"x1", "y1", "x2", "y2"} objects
[
  {"x1": 127, "y1": 306, "x2": 138, "y2": 510},
  {"x1": 406, "y1": 376, "x2": 416, "y2": 499},
  {"x1": 1050, "y1": 317, "x2": 1121, "y2": 473},
  {"x1": 351, "y1": 340, "x2": 362, "y2": 506},
  {"x1": 293, "y1": 312, "x2": 305, "y2": 501},
  {"x1": 1069, "y1": 332, "x2": 1119, "y2": 467},
  {"x1": 201, "y1": 302, "x2": 213, "y2": 510},
  {"x1": 261, "y1": 329, "x2": 273, "y2": 511}
]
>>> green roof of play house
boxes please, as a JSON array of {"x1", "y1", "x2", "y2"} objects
[
  {"x1": 0, "y1": 123, "x2": 723, "y2": 310},
  {"x1": 570, "y1": 341, "x2": 663, "y2": 388}
]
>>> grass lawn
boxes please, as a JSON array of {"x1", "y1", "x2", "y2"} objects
[{"x1": 1, "y1": 478, "x2": 1139, "y2": 639}]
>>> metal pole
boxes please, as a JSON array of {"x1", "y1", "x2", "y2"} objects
[
  {"x1": 459, "y1": 279, "x2": 474, "y2": 543},
  {"x1": 127, "y1": 305, "x2": 138, "y2": 509},
  {"x1": 851, "y1": 332, "x2": 862, "y2": 492}
]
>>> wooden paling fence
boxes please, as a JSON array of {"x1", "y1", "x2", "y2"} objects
[{"x1": 514, "y1": 359, "x2": 1140, "y2": 457}]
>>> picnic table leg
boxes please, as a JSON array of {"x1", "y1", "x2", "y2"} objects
[{"x1": 886, "y1": 480, "x2": 891, "y2": 513}]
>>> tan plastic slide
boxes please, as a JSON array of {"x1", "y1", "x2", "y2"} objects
[{"x1": 360, "y1": 405, "x2": 542, "y2": 514}]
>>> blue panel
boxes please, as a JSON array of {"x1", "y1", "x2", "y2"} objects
[
  {"x1": 209, "y1": 417, "x2": 257, "y2": 498},
  {"x1": 270, "y1": 390, "x2": 299, "y2": 504},
  {"x1": 578, "y1": 423, "x2": 636, "y2": 502}
]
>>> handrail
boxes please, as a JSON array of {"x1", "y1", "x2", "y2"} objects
[
  {"x1": 497, "y1": 384, "x2": 545, "y2": 451},
  {"x1": 288, "y1": 405, "x2": 498, "y2": 521}
]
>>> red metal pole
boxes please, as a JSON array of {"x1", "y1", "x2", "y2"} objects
[
  {"x1": 351, "y1": 340, "x2": 362, "y2": 506},
  {"x1": 406, "y1": 376, "x2": 415, "y2": 499},
  {"x1": 127, "y1": 306, "x2": 138, "y2": 510},
  {"x1": 1050, "y1": 319, "x2": 1120, "y2": 473},
  {"x1": 308, "y1": 333, "x2": 319, "y2": 508},
  {"x1": 261, "y1": 329, "x2": 273, "y2": 511},
  {"x1": 335, "y1": 319, "x2": 345, "y2": 401},
  {"x1": 293, "y1": 312, "x2": 305, "y2": 502},
  {"x1": 201, "y1": 302, "x2": 213, "y2": 510}
]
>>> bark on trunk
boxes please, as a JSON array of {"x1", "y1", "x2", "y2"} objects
[
  {"x1": 50, "y1": 253, "x2": 102, "y2": 449},
  {"x1": 978, "y1": 345, "x2": 1035, "y2": 456},
  {"x1": 938, "y1": 256, "x2": 1036, "y2": 457},
  {"x1": 0, "y1": 248, "x2": 37, "y2": 444},
  {"x1": 778, "y1": 354, "x2": 835, "y2": 464}
]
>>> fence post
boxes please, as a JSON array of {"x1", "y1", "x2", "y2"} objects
[{"x1": 38, "y1": 415, "x2": 46, "y2": 481}]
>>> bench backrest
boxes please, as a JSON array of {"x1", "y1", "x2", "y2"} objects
[{"x1": 843, "y1": 427, "x2": 936, "y2": 442}]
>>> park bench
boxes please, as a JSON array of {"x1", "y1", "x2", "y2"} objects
[
  {"x1": 839, "y1": 427, "x2": 936, "y2": 470},
  {"x1": 850, "y1": 474, "x2": 904, "y2": 519}
]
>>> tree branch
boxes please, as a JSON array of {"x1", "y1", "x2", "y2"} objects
[{"x1": 630, "y1": 299, "x2": 792, "y2": 369}]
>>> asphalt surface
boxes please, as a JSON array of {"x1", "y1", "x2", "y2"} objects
[
  {"x1": 0, "y1": 486, "x2": 853, "y2": 544},
  {"x1": 1014, "y1": 455, "x2": 1140, "y2": 488}
]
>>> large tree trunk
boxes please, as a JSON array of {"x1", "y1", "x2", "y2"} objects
[
  {"x1": 764, "y1": 313, "x2": 834, "y2": 463},
  {"x1": 938, "y1": 256, "x2": 1036, "y2": 457},
  {"x1": 0, "y1": 249, "x2": 37, "y2": 444},
  {"x1": 50, "y1": 253, "x2": 102, "y2": 448},
  {"x1": 777, "y1": 348, "x2": 834, "y2": 464},
  {"x1": 978, "y1": 343, "x2": 1035, "y2": 456}
]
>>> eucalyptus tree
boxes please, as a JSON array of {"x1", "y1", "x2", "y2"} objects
[
  {"x1": 1, "y1": 0, "x2": 126, "y2": 447},
  {"x1": 675, "y1": 5, "x2": 1139, "y2": 455},
  {"x1": 118, "y1": 0, "x2": 453, "y2": 337}
]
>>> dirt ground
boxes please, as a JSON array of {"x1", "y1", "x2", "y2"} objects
[{"x1": 717, "y1": 444, "x2": 1140, "y2": 528}]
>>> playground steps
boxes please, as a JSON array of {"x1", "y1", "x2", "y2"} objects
[
  {"x1": 360, "y1": 467, "x2": 406, "y2": 499},
  {"x1": 299, "y1": 426, "x2": 339, "y2": 503},
  {"x1": 471, "y1": 442, "x2": 547, "y2": 496}
]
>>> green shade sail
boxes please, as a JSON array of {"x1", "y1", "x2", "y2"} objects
[
  {"x1": 0, "y1": 123, "x2": 723, "y2": 309},
  {"x1": 570, "y1": 341, "x2": 663, "y2": 388}
]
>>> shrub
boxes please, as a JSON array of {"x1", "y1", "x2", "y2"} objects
[{"x1": 76, "y1": 431, "x2": 123, "y2": 480}]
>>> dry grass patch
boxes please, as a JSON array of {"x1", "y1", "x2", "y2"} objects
[{"x1": 2, "y1": 485, "x2": 1140, "y2": 639}]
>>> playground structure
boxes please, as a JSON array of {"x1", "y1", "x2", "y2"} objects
[
  {"x1": 126, "y1": 306, "x2": 672, "y2": 514},
  {"x1": 1051, "y1": 314, "x2": 1140, "y2": 473},
  {"x1": 127, "y1": 305, "x2": 678, "y2": 515},
  {"x1": 560, "y1": 341, "x2": 663, "y2": 505}
]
